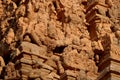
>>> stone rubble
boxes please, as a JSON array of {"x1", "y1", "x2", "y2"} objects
[{"x1": 0, "y1": 0, "x2": 120, "y2": 80}]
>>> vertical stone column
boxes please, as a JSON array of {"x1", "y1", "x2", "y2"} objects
[{"x1": 86, "y1": 0, "x2": 120, "y2": 80}]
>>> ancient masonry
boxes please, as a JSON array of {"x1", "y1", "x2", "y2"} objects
[
  {"x1": 0, "y1": 0, "x2": 120, "y2": 80},
  {"x1": 86, "y1": 0, "x2": 120, "y2": 80}
]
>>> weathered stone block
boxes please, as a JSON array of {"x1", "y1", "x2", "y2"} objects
[
  {"x1": 20, "y1": 58, "x2": 33, "y2": 65},
  {"x1": 45, "y1": 59, "x2": 57, "y2": 69},
  {"x1": 19, "y1": 42, "x2": 47, "y2": 57}
]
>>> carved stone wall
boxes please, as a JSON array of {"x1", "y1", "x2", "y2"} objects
[{"x1": 0, "y1": 0, "x2": 120, "y2": 80}]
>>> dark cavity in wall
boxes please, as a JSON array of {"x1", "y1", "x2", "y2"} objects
[
  {"x1": 53, "y1": 46, "x2": 67, "y2": 53},
  {"x1": 94, "y1": 49, "x2": 104, "y2": 65}
]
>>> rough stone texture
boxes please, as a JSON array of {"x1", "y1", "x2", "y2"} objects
[{"x1": 0, "y1": 0, "x2": 120, "y2": 80}]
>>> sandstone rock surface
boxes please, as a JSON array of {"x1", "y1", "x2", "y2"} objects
[{"x1": 0, "y1": 0, "x2": 120, "y2": 80}]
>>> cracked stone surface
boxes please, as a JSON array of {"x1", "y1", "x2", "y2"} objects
[{"x1": 0, "y1": 0, "x2": 120, "y2": 80}]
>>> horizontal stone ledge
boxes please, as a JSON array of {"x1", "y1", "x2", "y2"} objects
[
  {"x1": 110, "y1": 61, "x2": 120, "y2": 74},
  {"x1": 4, "y1": 76, "x2": 20, "y2": 80},
  {"x1": 98, "y1": 61, "x2": 120, "y2": 80},
  {"x1": 29, "y1": 74, "x2": 40, "y2": 79},
  {"x1": 86, "y1": 13, "x2": 109, "y2": 23},
  {"x1": 20, "y1": 58, "x2": 33, "y2": 65},
  {"x1": 99, "y1": 52, "x2": 120, "y2": 69},
  {"x1": 36, "y1": 61, "x2": 54, "y2": 71},
  {"x1": 19, "y1": 42, "x2": 47, "y2": 58},
  {"x1": 15, "y1": 52, "x2": 49, "y2": 61},
  {"x1": 15, "y1": 62, "x2": 33, "y2": 70},
  {"x1": 110, "y1": 52, "x2": 120, "y2": 63},
  {"x1": 86, "y1": 0, "x2": 109, "y2": 13},
  {"x1": 110, "y1": 73, "x2": 120, "y2": 80},
  {"x1": 98, "y1": 72, "x2": 120, "y2": 80},
  {"x1": 20, "y1": 68, "x2": 31, "y2": 75}
]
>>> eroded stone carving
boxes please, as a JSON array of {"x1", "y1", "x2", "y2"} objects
[{"x1": 0, "y1": 0, "x2": 120, "y2": 80}]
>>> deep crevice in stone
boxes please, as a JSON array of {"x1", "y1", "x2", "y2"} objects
[{"x1": 53, "y1": 46, "x2": 67, "y2": 53}]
